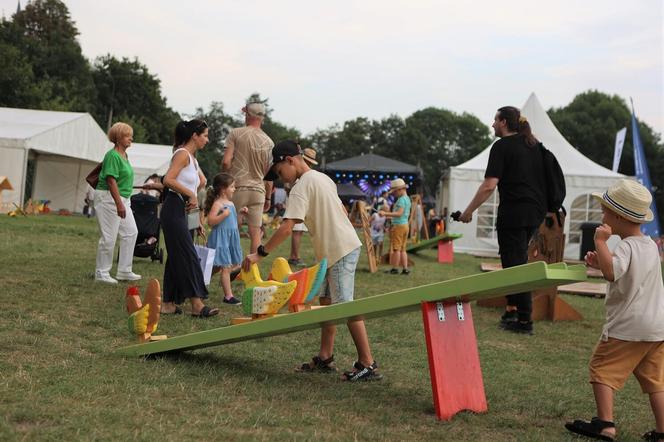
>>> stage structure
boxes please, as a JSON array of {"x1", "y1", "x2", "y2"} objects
[{"x1": 322, "y1": 153, "x2": 423, "y2": 198}]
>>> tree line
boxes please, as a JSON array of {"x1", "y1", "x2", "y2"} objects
[{"x1": 1, "y1": 1, "x2": 662, "y2": 221}]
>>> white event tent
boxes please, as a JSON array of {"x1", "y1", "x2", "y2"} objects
[
  {"x1": 0, "y1": 107, "x2": 172, "y2": 213},
  {"x1": 441, "y1": 93, "x2": 625, "y2": 259}
]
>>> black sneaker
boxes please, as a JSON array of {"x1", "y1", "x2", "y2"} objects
[
  {"x1": 223, "y1": 296, "x2": 242, "y2": 305},
  {"x1": 499, "y1": 310, "x2": 518, "y2": 329},
  {"x1": 343, "y1": 361, "x2": 383, "y2": 382},
  {"x1": 384, "y1": 268, "x2": 399, "y2": 275},
  {"x1": 296, "y1": 355, "x2": 338, "y2": 373},
  {"x1": 503, "y1": 320, "x2": 533, "y2": 335},
  {"x1": 401, "y1": 269, "x2": 410, "y2": 275}
]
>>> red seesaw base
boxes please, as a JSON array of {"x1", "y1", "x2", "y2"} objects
[
  {"x1": 421, "y1": 301, "x2": 487, "y2": 420},
  {"x1": 437, "y1": 240, "x2": 454, "y2": 263}
]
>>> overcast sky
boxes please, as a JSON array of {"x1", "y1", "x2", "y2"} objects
[{"x1": 3, "y1": 0, "x2": 663, "y2": 136}]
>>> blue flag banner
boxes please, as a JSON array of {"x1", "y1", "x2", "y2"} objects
[{"x1": 632, "y1": 110, "x2": 661, "y2": 237}]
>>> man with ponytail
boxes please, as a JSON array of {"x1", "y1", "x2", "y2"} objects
[
  {"x1": 222, "y1": 101, "x2": 275, "y2": 255},
  {"x1": 459, "y1": 106, "x2": 546, "y2": 334}
]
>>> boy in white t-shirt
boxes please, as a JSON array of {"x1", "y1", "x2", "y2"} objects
[
  {"x1": 565, "y1": 179, "x2": 664, "y2": 442},
  {"x1": 243, "y1": 140, "x2": 382, "y2": 382}
]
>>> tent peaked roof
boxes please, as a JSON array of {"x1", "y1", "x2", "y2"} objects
[
  {"x1": 324, "y1": 152, "x2": 421, "y2": 174},
  {"x1": 455, "y1": 93, "x2": 623, "y2": 178}
]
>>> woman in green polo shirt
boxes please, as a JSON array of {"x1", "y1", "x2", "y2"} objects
[{"x1": 94, "y1": 122, "x2": 140, "y2": 284}]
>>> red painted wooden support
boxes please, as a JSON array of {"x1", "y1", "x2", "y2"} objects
[
  {"x1": 421, "y1": 301, "x2": 487, "y2": 420},
  {"x1": 437, "y1": 240, "x2": 454, "y2": 263}
]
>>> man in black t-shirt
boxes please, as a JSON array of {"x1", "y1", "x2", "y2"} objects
[{"x1": 459, "y1": 106, "x2": 546, "y2": 334}]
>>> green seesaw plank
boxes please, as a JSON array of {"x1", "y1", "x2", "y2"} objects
[
  {"x1": 406, "y1": 232, "x2": 463, "y2": 253},
  {"x1": 117, "y1": 261, "x2": 586, "y2": 357}
]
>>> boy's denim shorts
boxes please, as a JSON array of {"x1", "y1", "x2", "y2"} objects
[{"x1": 319, "y1": 247, "x2": 360, "y2": 304}]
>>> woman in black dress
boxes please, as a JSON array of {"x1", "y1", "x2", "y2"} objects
[{"x1": 160, "y1": 119, "x2": 219, "y2": 317}]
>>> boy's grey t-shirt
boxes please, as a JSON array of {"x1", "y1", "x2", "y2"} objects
[
  {"x1": 284, "y1": 170, "x2": 361, "y2": 267},
  {"x1": 603, "y1": 235, "x2": 664, "y2": 341}
]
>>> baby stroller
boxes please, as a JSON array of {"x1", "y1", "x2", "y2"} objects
[{"x1": 130, "y1": 193, "x2": 164, "y2": 263}]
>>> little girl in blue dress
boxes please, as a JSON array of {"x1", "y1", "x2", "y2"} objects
[{"x1": 204, "y1": 173, "x2": 247, "y2": 305}]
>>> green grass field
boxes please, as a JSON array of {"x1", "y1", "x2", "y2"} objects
[{"x1": 0, "y1": 214, "x2": 659, "y2": 441}]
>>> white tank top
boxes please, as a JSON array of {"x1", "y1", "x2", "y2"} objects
[{"x1": 172, "y1": 148, "x2": 200, "y2": 195}]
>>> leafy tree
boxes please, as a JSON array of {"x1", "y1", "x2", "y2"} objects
[
  {"x1": 91, "y1": 55, "x2": 180, "y2": 144},
  {"x1": 369, "y1": 115, "x2": 407, "y2": 158},
  {"x1": 308, "y1": 108, "x2": 491, "y2": 193},
  {"x1": 549, "y1": 90, "x2": 664, "y2": 224},
  {"x1": 8, "y1": 0, "x2": 96, "y2": 111},
  {"x1": 0, "y1": 40, "x2": 43, "y2": 107},
  {"x1": 189, "y1": 102, "x2": 241, "y2": 180},
  {"x1": 401, "y1": 108, "x2": 490, "y2": 192}
]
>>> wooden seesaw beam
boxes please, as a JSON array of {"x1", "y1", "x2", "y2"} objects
[
  {"x1": 406, "y1": 232, "x2": 462, "y2": 254},
  {"x1": 116, "y1": 261, "x2": 586, "y2": 420},
  {"x1": 117, "y1": 261, "x2": 583, "y2": 356}
]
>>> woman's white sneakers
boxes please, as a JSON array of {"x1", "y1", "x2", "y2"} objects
[
  {"x1": 95, "y1": 270, "x2": 141, "y2": 283},
  {"x1": 115, "y1": 272, "x2": 142, "y2": 281},
  {"x1": 95, "y1": 271, "x2": 118, "y2": 284}
]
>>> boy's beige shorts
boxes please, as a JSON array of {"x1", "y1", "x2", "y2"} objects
[{"x1": 590, "y1": 338, "x2": 664, "y2": 393}]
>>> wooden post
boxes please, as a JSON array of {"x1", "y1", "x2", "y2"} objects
[
  {"x1": 528, "y1": 211, "x2": 582, "y2": 321},
  {"x1": 421, "y1": 301, "x2": 487, "y2": 420},
  {"x1": 437, "y1": 240, "x2": 454, "y2": 263},
  {"x1": 349, "y1": 201, "x2": 377, "y2": 273},
  {"x1": 408, "y1": 194, "x2": 429, "y2": 243}
]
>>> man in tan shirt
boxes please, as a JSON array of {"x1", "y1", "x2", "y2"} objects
[{"x1": 222, "y1": 102, "x2": 274, "y2": 253}]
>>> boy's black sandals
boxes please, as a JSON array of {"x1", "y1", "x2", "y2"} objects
[
  {"x1": 565, "y1": 417, "x2": 615, "y2": 441},
  {"x1": 343, "y1": 361, "x2": 383, "y2": 382},
  {"x1": 643, "y1": 430, "x2": 664, "y2": 441},
  {"x1": 296, "y1": 355, "x2": 337, "y2": 373}
]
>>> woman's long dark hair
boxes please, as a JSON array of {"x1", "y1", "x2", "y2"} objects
[
  {"x1": 203, "y1": 173, "x2": 235, "y2": 215},
  {"x1": 173, "y1": 119, "x2": 208, "y2": 151},
  {"x1": 497, "y1": 106, "x2": 538, "y2": 147}
]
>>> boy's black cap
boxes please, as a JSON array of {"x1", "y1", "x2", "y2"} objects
[{"x1": 264, "y1": 140, "x2": 302, "y2": 181}]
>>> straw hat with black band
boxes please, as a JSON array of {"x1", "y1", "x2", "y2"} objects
[{"x1": 591, "y1": 179, "x2": 654, "y2": 224}]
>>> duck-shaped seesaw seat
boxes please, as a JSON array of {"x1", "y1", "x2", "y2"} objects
[
  {"x1": 268, "y1": 257, "x2": 327, "y2": 312},
  {"x1": 232, "y1": 263, "x2": 297, "y2": 324}
]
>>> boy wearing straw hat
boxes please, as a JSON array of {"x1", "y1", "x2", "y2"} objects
[
  {"x1": 380, "y1": 178, "x2": 411, "y2": 275},
  {"x1": 565, "y1": 179, "x2": 664, "y2": 442}
]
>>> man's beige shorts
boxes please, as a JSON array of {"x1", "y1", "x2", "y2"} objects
[
  {"x1": 233, "y1": 188, "x2": 265, "y2": 227},
  {"x1": 389, "y1": 224, "x2": 409, "y2": 252},
  {"x1": 589, "y1": 338, "x2": 664, "y2": 393}
]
